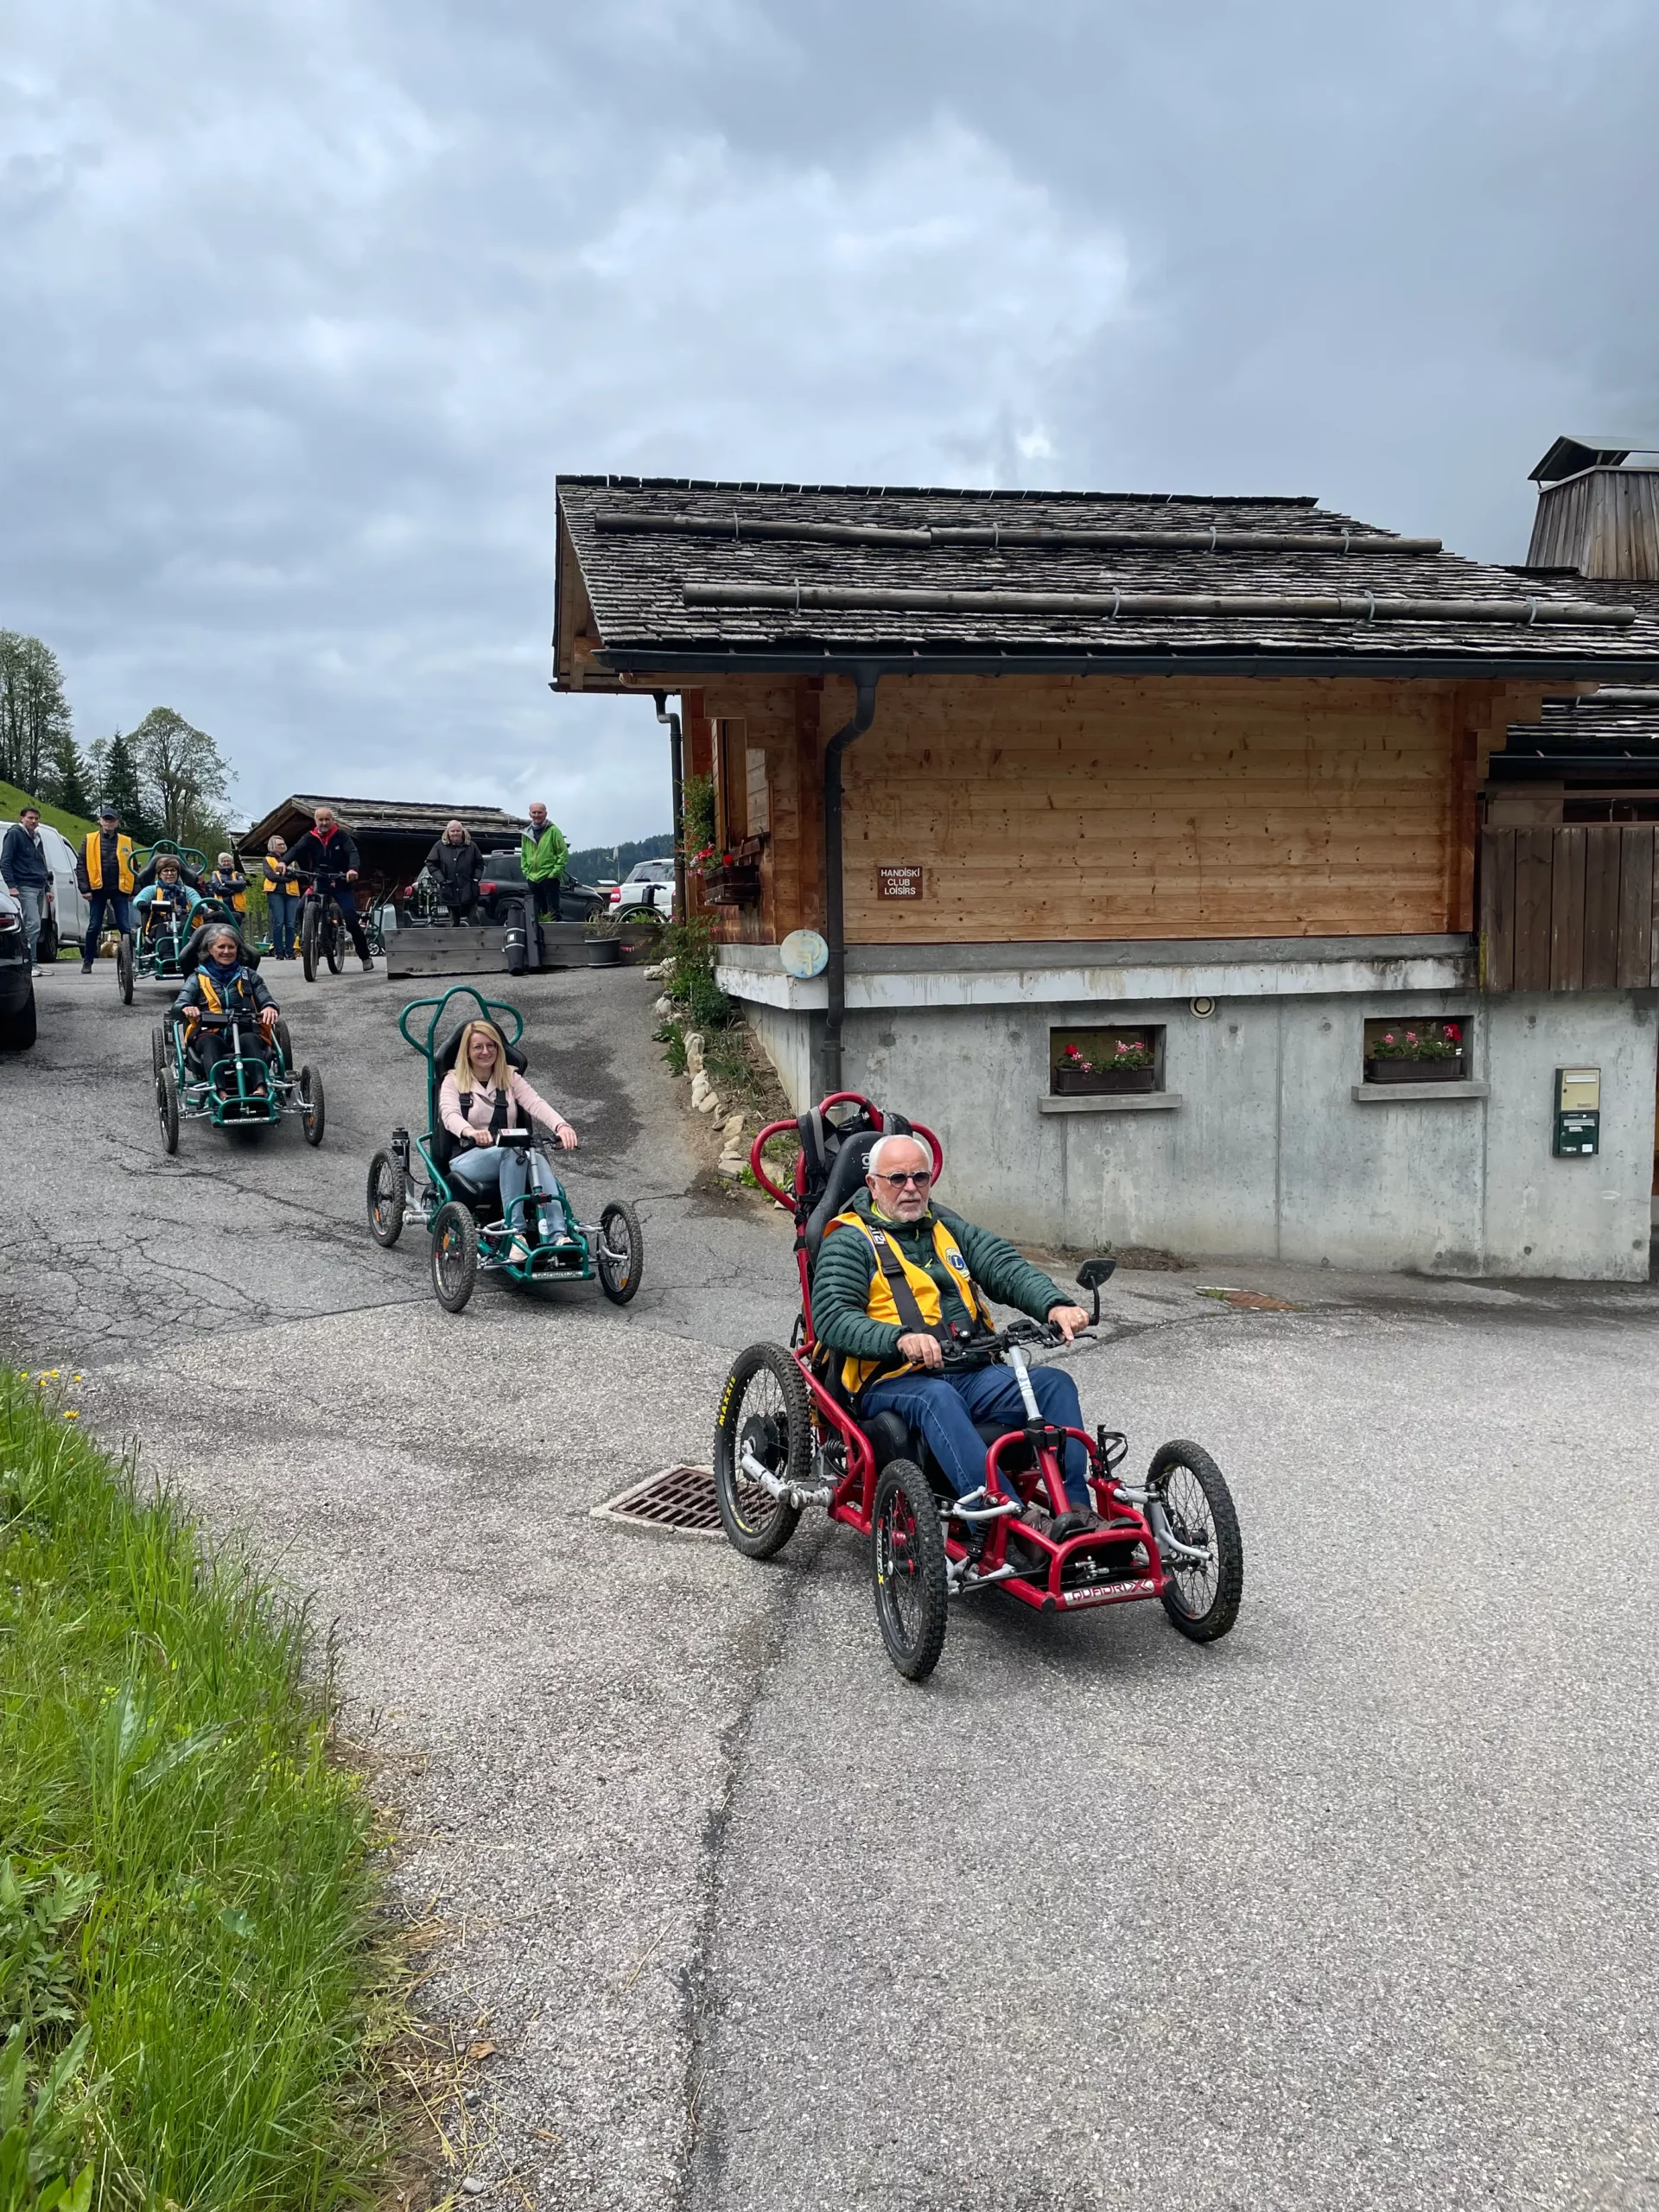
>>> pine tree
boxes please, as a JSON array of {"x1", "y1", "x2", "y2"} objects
[
  {"x1": 41, "y1": 728, "x2": 92, "y2": 819},
  {"x1": 96, "y1": 730, "x2": 153, "y2": 841}
]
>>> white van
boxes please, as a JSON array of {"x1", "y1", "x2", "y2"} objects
[{"x1": 0, "y1": 818, "x2": 91, "y2": 959}]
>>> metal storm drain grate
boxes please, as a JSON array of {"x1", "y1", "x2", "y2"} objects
[{"x1": 591, "y1": 1464, "x2": 723, "y2": 1538}]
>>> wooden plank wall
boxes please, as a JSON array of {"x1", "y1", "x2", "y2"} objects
[
  {"x1": 1480, "y1": 825, "x2": 1659, "y2": 989},
  {"x1": 686, "y1": 671, "x2": 1549, "y2": 949},
  {"x1": 823, "y1": 672, "x2": 1510, "y2": 944}
]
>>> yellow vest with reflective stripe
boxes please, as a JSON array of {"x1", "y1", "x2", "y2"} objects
[
  {"x1": 84, "y1": 832, "x2": 136, "y2": 893},
  {"x1": 825, "y1": 1210, "x2": 994, "y2": 1396}
]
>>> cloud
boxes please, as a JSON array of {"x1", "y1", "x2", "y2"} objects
[{"x1": 1, "y1": 0, "x2": 1656, "y2": 837}]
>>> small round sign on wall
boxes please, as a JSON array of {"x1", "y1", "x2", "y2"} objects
[{"x1": 780, "y1": 929, "x2": 830, "y2": 980}]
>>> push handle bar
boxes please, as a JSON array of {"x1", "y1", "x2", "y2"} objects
[
  {"x1": 396, "y1": 983, "x2": 525, "y2": 1057},
  {"x1": 745, "y1": 1112, "x2": 946, "y2": 1214}
]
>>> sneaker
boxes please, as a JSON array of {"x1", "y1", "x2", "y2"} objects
[{"x1": 359, "y1": 957, "x2": 375, "y2": 973}]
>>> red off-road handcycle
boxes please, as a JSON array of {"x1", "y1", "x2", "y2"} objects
[{"x1": 714, "y1": 1093, "x2": 1243, "y2": 1681}]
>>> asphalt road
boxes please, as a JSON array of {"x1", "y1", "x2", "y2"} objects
[{"x1": 5, "y1": 959, "x2": 1659, "y2": 2212}]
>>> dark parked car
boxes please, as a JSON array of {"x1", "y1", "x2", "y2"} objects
[
  {"x1": 0, "y1": 884, "x2": 37, "y2": 1049},
  {"x1": 476, "y1": 851, "x2": 605, "y2": 925}
]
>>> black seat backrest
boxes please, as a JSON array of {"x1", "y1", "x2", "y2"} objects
[
  {"x1": 804, "y1": 1130, "x2": 884, "y2": 1268},
  {"x1": 798, "y1": 1100, "x2": 913, "y2": 1268}
]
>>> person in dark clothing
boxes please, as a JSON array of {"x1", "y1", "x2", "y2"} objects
[
  {"x1": 170, "y1": 924, "x2": 279, "y2": 1088},
  {"x1": 811, "y1": 1133, "x2": 1094, "y2": 1515},
  {"x1": 287, "y1": 806, "x2": 375, "y2": 970},
  {"x1": 2, "y1": 805, "x2": 52, "y2": 971},
  {"x1": 207, "y1": 851, "x2": 248, "y2": 916},
  {"x1": 75, "y1": 805, "x2": 137, "y2": 970},
  {"x1": 423, "y1": 820, "x2": 484, "y2": 926}
]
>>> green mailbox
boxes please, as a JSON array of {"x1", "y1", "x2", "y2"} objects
[{"x1": 1553, "y1": 1067, "x2": 1600, "y2": 1158}]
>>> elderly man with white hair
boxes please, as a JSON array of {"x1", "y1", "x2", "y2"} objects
[{"x1": 812, "y1": 1131, "x2": 1096, "y2": 1523}]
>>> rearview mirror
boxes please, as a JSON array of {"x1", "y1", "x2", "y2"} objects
[{"x1": 1075, "y1": 1253, "x2": 1116, "y2": 1325}]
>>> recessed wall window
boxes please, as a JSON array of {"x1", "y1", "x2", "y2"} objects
[
  {"x1": 1362, "y1": 1015, "x2": 1468, "y2": 1084},
  {"x1": 1050, "y1": 1026, "x2": 1162, "y2": 1096}
]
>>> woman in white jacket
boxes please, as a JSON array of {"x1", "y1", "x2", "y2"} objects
[{"x1": 439, "y1": 1020, "x2": 578, "y2": 1258}]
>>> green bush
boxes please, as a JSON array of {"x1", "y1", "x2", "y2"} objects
[
  {"x1": 680, "y1": 772, "x2": 715, "y2": 861},
  {"x1": 0, "y1": 1371, "x2": 388, "y2": 2210},
  {"x1": 658, "y1": 915, "x2": 730, "y2": 1031}
]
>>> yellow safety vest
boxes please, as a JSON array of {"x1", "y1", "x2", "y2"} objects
[
  {"x1": 85, "y1": 832, "x2": 136, "y2": 893},
  {"x1": 824, "y1": 1210, "x2": 995, "y2": 1397},
  {"x1": 264, "y1": 855, "x2": 299, "y2": 895}
]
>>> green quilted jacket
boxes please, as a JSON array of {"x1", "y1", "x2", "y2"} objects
[{"x1": 812, "y1": 1186, "x2": 1065, "y2": 1363}]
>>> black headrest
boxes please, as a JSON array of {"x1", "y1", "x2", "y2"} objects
[
  {"x1": 804, "y1": 1131, "x2": 885, "y2": 1268},
  {"x1": 181, "y1": 922, "x2": 259, "y2": 975},
  {"x1": 432, "y1": 1025, "x2": 527, "y2": 1075}
]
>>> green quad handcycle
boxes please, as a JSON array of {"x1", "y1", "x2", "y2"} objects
[
  {"x1": 153, "y1": 1002, "x2": 325, "y2": 1154},
  {"x1": 118, "y1": 842, "x2": 238, "y2": 1005},
  {"x1": 365, "y1": 986, "x2": 644, "y2": 1314}
]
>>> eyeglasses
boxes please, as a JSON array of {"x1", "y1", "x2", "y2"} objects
[{"x1": 874, "y1": 1169, "x2": 932, "y2": 1188}]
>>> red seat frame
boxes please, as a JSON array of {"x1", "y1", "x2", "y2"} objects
[{"x1": 747, "y1": 1092, "x2": 1167, "y2": 1612}]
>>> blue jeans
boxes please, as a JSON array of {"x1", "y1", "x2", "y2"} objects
[
  {"x1": 861, "y1": 1362, "x2": 1090, "y2": 1509},
  {"x1": 82, "y1": 889, "x2": 132, "y2": 961},
  {"x1": 450, "y1": 1143, "x2": 567, "y2": 1236},
  {"x1": 266, "y1": 889, "x2": 298, "y2": 956}
]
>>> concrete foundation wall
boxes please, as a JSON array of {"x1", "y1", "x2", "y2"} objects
[{"x1": 741, "y1": 987, "x2": 1656, "y2": 1280}]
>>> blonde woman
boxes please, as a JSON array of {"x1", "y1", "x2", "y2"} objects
[{"x1": 438, "y1": 1020, "x2": 577, "y2": 1259}]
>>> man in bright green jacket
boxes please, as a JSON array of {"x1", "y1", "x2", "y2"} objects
[{"x1": 521, "y1": 802, "x2": 569, "y2": 920}]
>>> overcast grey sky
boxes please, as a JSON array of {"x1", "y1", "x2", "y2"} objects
[{"x1": 3, "y1": 0, "x2": 1655, "y2": 840}]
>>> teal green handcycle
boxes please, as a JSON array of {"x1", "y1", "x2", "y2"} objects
[
  {"x1": 153, "y1": 1007, "x2": 324, "y2": 1153},
  {"x1": 365, "y1": 986, "x2": 644, "y2": 1313},
  {"x1": 118, "y1": 842, "x2": 239, "y2": 1004}
]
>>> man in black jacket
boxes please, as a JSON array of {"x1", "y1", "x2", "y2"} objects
[
  {"x1": 288, "y1": 807, "x2": 375, "y2": 970},
  {"x1": 423, "y1": 820, "x2": 483, "y2": 925},
  {"x1": 1, "y1": 805, "x2": 51, "y2": 972}
]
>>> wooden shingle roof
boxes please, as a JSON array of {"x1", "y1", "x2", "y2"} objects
[{"x1": 554, "y1": 475, "x2": 1659, "y2": 686}]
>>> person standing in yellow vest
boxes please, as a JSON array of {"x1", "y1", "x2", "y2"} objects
[
  {"x1": 812, "y1": 1132, "x2": 1095, "y2": 1516},
  {"x1": 262, "y1": 836, "x2": 301, "y2": 959},
  {"x1": 74, "y1": 803, "x2": 137, "y2": 971}
]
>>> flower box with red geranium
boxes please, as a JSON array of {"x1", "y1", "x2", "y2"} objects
[
  {"x1": 1050, "y1": 1027, "x2": 1160, "y2": 1094},
  {"x1": 698, "y1": 834, "x2": 766, "y2": 906},
  {"x1": 1362, "y1": 1016, "x2": 1466, "y2": 1084}
]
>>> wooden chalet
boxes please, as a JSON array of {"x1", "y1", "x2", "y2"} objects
[{"x1": 551, "y1": 467, "x2": 1659, "y2": 1278}]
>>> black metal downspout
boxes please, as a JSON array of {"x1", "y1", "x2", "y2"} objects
[
  {"x1": 822, "y1": 667, "x2": 880, "y2": 1093},
  {"x1": 653, "y1": 691, "x2": 686, "y2": 922}
]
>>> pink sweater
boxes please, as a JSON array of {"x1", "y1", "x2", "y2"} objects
[{"x1": 438, "y1": 1068, "x2": 567, "y2": 1141}]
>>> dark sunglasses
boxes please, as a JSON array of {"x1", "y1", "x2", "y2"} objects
[{"x1": 874, "y1": 1168, "x2": 932, "y2": 1188}]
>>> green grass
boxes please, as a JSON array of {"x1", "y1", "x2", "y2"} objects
[
  {"x1": 0, "y1": 782, "x2": 94, "y2": 849},
  {"x1": 0, "y1": 1370, "x2": 391, "y2": 2211}
]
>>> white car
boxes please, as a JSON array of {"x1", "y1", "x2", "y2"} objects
[
  {"x1": 607, "y1": 857, "x2": 676, "y2": 921},
  {"x1": 0, "y1": 818, "x2": 89, "y2": 961}
]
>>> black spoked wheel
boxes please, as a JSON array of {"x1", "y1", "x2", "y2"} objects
[
  {"x1": 301, "y1": 902, "x2": 319, "y2": 982},
  {"x1": 324, "y1": 910, "x2": 346, "y2": 973},
  {"x1": 366, "y1": 1150, "x2": 406, "y2": 1245},
  {"x1": 298, "y1": 1064, "x2": 325, "y2": 1146},
  {"x1": 156, "y1": 1063, "x2": 180, "y2": 1154},
  {"x1": 873, "y1": 1459, "x2": 949, "y2": 1681},
  {"x1": 596, "y1": 1198, "x2": 644, "y2": 1304},
  {"x1": 713, "y1": 1342, "x2": 810, "y2": 1560},
  {"x1": 149, "y1": 1024, "x2": 166, "y2": 1082},
  {"x1": 1148, "y1": 1440, "x2": 1243, "y2": 1643},
  {"x1": 118, "y1": 933, "x2": 135, "y2": 1004},
  {"x1": 430, "y1": 1199, "x2": 478, "y2": 1313}
]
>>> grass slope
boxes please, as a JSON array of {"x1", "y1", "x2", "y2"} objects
[
  {"x1": 0, "y1": 780, "x2": 95, "y2": 849},
  {"x1": 0, "y1": 1370, "x2": 390, "y2": 2210}
]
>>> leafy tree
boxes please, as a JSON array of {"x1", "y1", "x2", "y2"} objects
[
  {"x1": 0, "y1": 632, "x2": 73, "y2": 797},
  {"x1": 130, "y1": 707, "x2": 232, "y2": 853}
]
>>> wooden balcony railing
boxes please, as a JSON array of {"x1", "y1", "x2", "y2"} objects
[{"x1": 1479, "y1": 824, "x2": 1659, "y2": 990}]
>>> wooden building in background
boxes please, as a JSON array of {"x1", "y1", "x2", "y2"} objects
[{"x1": 553, "y1": 469, "x2": 1659, "y2": 1278}]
